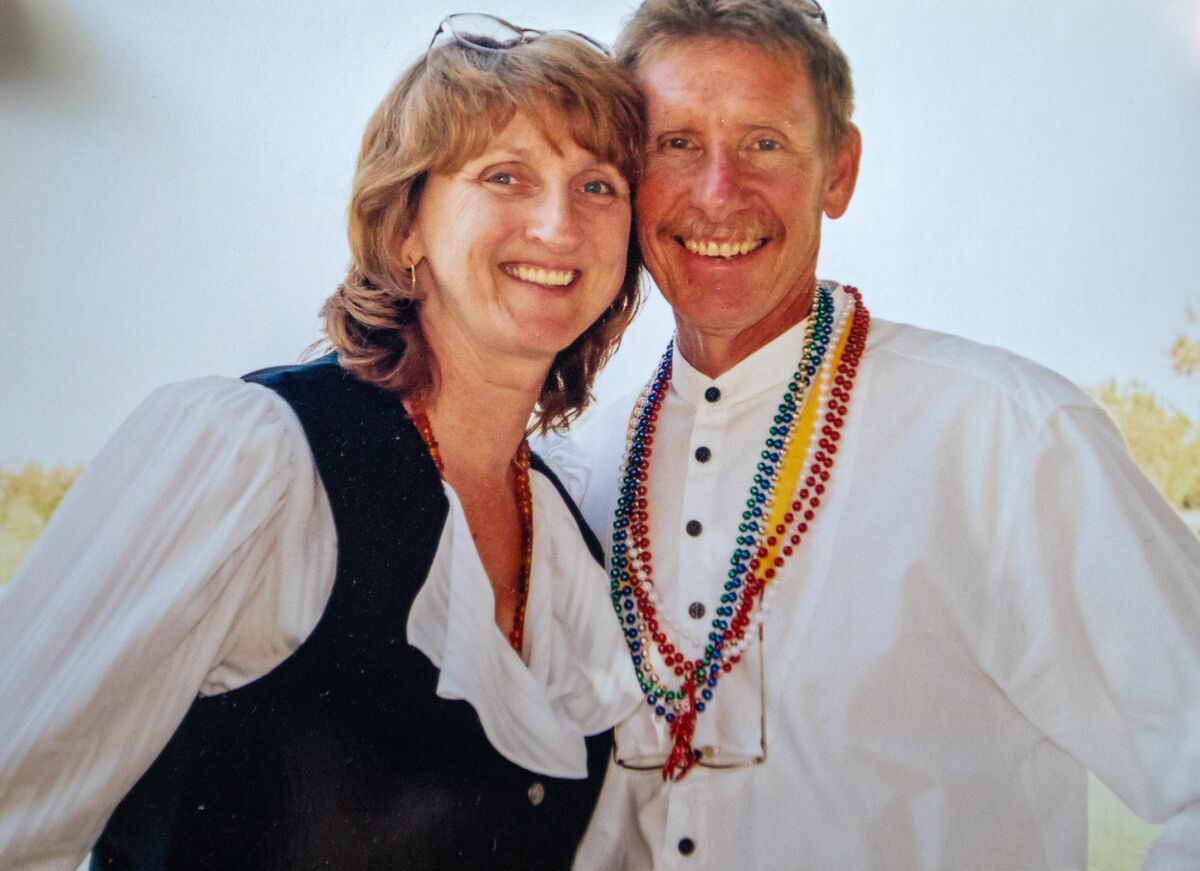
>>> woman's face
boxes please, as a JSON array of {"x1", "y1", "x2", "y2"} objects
[{"x1": 404, "y1": 106, "x2": 632, "y2": 368}]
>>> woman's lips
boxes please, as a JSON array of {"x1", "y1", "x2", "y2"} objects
[{"x1": 501, "y1": 263, "x2": 579, "y2": 287}]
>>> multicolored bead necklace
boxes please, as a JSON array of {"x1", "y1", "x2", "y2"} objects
[
  {"x1": 411, "y1": 409, "x2": 534, "y2": 656},
  {"x1": 609, "y1": 284, "x2": 871, "y2": 780}
]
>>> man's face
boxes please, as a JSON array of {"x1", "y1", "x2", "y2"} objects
[{"x1": 635, "y1": 38, "x2": 859, "y2": 366}]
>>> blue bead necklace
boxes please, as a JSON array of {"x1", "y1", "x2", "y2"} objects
[{"x1": 610, "y1": 284, "x2": 867, "y2": 779}]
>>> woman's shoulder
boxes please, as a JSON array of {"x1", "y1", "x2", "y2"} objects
[
  {"x1": 142, "y1": 372, "x2": 298, "y2": 423},
  {"x1": 114, "y1": 374, "x2": 312, "y2": 474},
  {"x1": 529, "y1": 447, "x2": 604, "y2": 566},
  {"x1": 530, "y1": 431, "x2": 591, "y2": 503}
]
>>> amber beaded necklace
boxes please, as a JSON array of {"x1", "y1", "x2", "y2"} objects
[{"x1": 411, "y1": 410, "x2": 534, "y2": 656}]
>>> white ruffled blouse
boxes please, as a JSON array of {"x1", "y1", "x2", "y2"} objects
[{"x1": 0, "y1": 376, "x2": 640, "y2": 871}]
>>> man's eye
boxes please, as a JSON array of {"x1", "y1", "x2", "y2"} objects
[
  {"x1": 754, "y1": 139, "x2": 780, "y2": 152},
  {"x1": 665, "y1": 137, "x2": 690, "y2": 150},
  {"x1": 582, "y1": 179, "x2": 614, "y2": 195}
]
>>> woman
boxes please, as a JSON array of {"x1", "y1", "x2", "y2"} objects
[{"x1": 0, "y1": 15, "x2": 643, "y2": 870}]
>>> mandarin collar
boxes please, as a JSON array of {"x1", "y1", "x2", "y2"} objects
[{"x1": 670, "y1": 283, "x2": 843, "y2": 406}]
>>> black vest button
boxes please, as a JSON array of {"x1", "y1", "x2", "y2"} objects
[
  {"x1": 694, "y1": 446, "x2": 711, "y2": 462},
  {"x1": 678, "y1": 837, "x2": 696, "y2": 855},
  {"x1": 685, "y1": 520, "x2": 702, "y2": 536},
  {"x1": 527, "y1": 782, "x2": 545, "y2": 806},
  {"x1": 688, "y1": 601, "x2": 706, "y2": 619},
  {"x1": 704, "y1": 386, "x2": 721, "y2": 402}
]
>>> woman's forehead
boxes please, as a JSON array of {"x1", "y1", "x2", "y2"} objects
[{"x1": 449, "y1": 102, "x2": 619, "y2": 171}]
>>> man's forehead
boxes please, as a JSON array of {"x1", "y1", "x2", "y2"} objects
[{"x1": 635, "y1": 37, "x2": 810, "y2": 126}]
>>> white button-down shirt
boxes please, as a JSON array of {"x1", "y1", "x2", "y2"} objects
[{"x1": 568, "y1": 284, "x2": 1200, "y2": 870}]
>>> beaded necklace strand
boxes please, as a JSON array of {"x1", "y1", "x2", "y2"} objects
[
  {"x1": 411, "y1": 410, "x2": 534, "y2": 656},
  {"x1": 609, "y1": 284, "x2": 871, "y2": 780}
]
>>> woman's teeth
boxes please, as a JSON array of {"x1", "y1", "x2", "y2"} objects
[{"x1": 504, "y1": 265, "x2": 576, "y2": 286}]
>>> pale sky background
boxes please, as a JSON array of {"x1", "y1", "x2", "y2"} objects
[{"x1": 2, "y1": 0, "x2": 1198, "y2": 466}]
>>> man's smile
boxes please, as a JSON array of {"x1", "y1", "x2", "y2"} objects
[{"x1": 678, "y1": 237, "x2": 767, "y2": 259}]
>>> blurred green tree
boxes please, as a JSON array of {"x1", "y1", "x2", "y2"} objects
[
  {"x1": 1169, "y1": 307, "x2": 1200, "y2": 378},
  {"x1": 1091, "y1": 380, "x2": 1200, "y2": 511},
  {"x1": 0, "y1": 464, "x2": 79, "y2": 587},
  {"x1": 1090, "y1": 307, "x2": 1200, "y2": 515}
]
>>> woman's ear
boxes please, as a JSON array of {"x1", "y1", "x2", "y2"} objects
[
  {"x1": 398, "y1": 201, "x2": 426, "y2": 269},
  {"x1": 398, "y1": 233, "x2": 422, "y2": 270}
]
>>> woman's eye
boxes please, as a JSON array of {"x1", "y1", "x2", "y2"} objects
[
  {"x1": 581, "y1": 179, "x2": 615, "y2": 195},
  {"x1": 666, "y1": 137, "x2": 690, "y2": 150},
  {"x1": 486, "y1": 171, "x2": 516, "y2": 185},
  {"x1": 754, "y1": 138, "x2": 781, "y2": 152}
]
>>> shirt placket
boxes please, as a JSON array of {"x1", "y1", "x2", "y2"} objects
[
  {"x1": 673, "y1": 387, "x2": 732, "y2": 664},
  {"x1": 660, "y1": 778, "x2": 707, "y2": 868}
]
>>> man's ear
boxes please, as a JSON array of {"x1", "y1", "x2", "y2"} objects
[{"x1": 822, "y1": 123, "x2": 861, "y2": 220}]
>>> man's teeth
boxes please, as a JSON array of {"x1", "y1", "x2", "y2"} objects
[
  {"x1": 682, "y1": 239, "x2": 763, "y2": 259},
  {"x1": 505, "y1": 265, "x2": 575, "y2": 286}
]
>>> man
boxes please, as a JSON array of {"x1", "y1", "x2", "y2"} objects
[{"x1": 566, "y1": 1, "x2": 1200, "y2": 868}]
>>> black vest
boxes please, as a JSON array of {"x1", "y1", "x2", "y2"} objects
[{"x1": 92, "y1": 356, "x2": 613, "y2": 870}]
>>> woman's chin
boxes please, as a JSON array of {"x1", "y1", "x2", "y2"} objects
[
  {"x1": 504, "y1": 311, "x2": 596, "y2": 359},
  {"x1": 504, "y1": 333, "x2": 578, "y2": 365}
]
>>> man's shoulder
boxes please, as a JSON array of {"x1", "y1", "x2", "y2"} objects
[{"x1": 865, "y1": 317, "x2": 1094, "y2": 419}]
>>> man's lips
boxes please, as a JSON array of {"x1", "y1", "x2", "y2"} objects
[
  {"x1": 677, "y1": 237, "x2": 767, "y2": 259},
  {"x1": 501, "y1": 263, "x2": 579, "y2": 288}
]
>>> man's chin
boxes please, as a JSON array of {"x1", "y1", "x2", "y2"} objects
[
  {"x1": 671, "y1": 258, "x2": 765, "y2": 300},
  {"x1": 663, "y1": 290, "x2": 755, "y2": 333}
]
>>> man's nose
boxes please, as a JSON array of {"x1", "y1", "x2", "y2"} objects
[
  {"x1": 690, "y1": 147, "x2": 744, "y2": 219},
  {"x1": 527, "y1": 188, "x2": 583, "y2": 252}
]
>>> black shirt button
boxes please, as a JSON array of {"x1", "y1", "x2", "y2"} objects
[
  {"x1": 704, "y1": 386, "x2": 721, "y2": 402},
  {"x1": 694, "y1": 446, "x2": 711, "y2": 463},
  {"x1": 678, "y1": 837, "x2": 696, "y2": 856},
  {"x1": 688, "y1": 601, "x2": 706, "y2": 619},
  {"x1": 685, "y1": 519, "x2": 702, "y2": 536}
]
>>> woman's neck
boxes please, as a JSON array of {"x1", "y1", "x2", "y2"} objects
[{"x1": 416, "y1": 339, "x2": 547, "y2": 484}]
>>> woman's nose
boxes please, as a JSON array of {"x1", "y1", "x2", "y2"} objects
[{"x1": 527, "y1": 188, "x2": 583, "y2": 252}]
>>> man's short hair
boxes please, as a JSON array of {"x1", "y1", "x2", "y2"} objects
[{"x1": 615, "y1": 0, "x2": 855, "y2": 152}]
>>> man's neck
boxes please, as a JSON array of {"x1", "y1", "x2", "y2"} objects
[{"x1": 673, "y1": 287, "x2": 816, "y2": 379}]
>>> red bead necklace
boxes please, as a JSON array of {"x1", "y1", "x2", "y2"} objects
[
  {"x1": 411, "y1": 410, "x2": 533, "y2": 656},
  {"x1": 610, "y1": 284, "x2": 871, "y2": 779}
]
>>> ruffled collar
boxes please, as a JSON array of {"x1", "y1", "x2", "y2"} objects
[{"x1": 406, "y1": 472, "x2": 638, "y2": 777}]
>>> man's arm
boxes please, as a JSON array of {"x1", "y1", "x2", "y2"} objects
[{"x1": 974, "y1": 402, "x2": 1200, "y2": 868}]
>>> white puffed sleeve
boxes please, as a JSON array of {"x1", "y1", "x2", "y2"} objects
[
  {"x1": 975, "y1": 403, "x2": 1200, "y2": 870},
  {"x1": 0, "y1": 377, "x2": 336, "y2": 871}
]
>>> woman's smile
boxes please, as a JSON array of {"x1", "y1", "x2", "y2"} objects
[{"x1": 500, "y1": 262, "x2": 581, "y2": 289}]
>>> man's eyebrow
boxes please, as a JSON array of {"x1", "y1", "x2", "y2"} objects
[{"x1": 648, "y1": 119, "x2": 794, "y2": 134}]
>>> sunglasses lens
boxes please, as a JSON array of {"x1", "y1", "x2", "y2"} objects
[{"x1": 441, "y1": 13, "x2": 530, "y2": 50}]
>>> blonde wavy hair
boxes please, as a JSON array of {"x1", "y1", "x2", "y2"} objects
[{"x1": 320, "y1": 32, "x2": 644, "y2": 431}]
